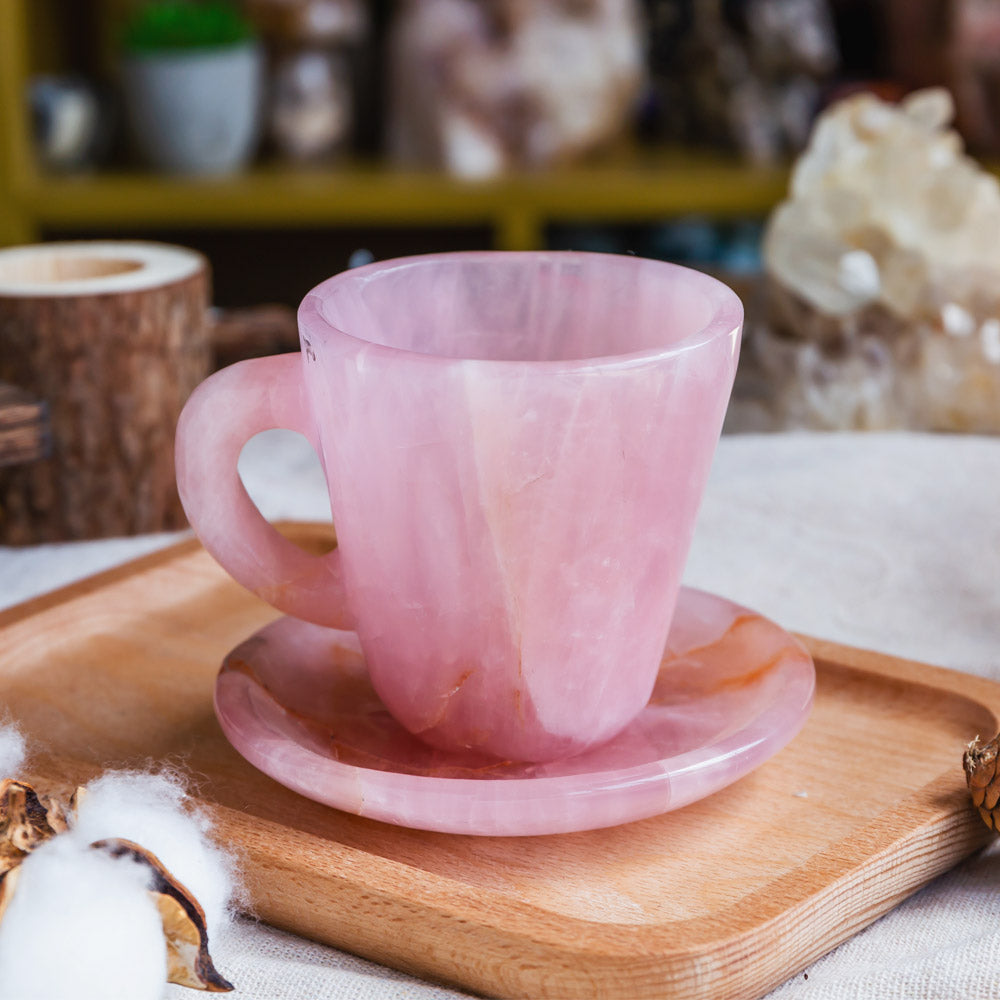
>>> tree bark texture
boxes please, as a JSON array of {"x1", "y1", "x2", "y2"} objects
[
  {"x1": 0, "y1": 244, "x2": 210, "y2": 544},
  {"x1": 0, "y1": 381, "x2": 49, "y2": 469}
]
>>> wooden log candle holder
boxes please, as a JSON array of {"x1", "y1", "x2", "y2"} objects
[{"x1": 0, "y1": 242, "x2": 211, "y2": 544}]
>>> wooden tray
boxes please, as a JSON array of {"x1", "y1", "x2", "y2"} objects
[{"x1": 2, "y1": 524, "x2": 996, "y2": 1000}]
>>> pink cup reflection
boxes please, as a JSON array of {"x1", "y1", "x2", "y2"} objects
[{"x1": 176, "y1": 251, "x2": 742, "y2": 763}]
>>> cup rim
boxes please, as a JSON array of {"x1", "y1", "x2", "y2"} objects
[{"x1": 298, "y1": 250, "x2": 743, "y2": 370}]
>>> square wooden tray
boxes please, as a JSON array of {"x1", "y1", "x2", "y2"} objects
[{"x1": 2, "y1": 524, "x2": 996, "y2": 999}]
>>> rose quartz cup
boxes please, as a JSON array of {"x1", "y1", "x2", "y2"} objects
[{"x1": 176, "y1": 251, "x2": 742, "y2": 763}]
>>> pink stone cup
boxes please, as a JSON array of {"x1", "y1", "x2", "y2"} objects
[{"x1": 176, "y1": 251, "x2": 742, "y2": 763}]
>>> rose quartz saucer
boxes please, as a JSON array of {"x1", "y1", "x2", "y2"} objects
[{"x1": 214, "y1": 588, "x2": 814, "y2": 836}]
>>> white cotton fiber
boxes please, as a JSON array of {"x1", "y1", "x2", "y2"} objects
[
  {"x1": 0, "y1": 721, "x2": 26, "y2": 776},
  {"x1": 70, "y1": 770, "x2": 238, "y2": 941},
  {"x1": 0, "y1": 836, "x2": 166, "y2": 1000}
]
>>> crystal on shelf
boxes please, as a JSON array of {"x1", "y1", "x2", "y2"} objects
[
  {"x1": 732, "y1": 87, "x2": 1000, "y2": 432},
  {"x1": 385, "y1": 0, "x2": 644, "y2": 178}
]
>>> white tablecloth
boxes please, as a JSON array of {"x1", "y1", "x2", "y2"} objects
[{"x1": 3, "y1": 431, "x2": 1000, "y2": 1000}]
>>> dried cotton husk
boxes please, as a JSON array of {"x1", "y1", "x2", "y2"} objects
[
  {"x1": 93, "y1": 837, "x2": 233, "y2": 992},
  {"x1": 0, "y1": 778, "x2": 69, "y2": 873},
  {"x1": 0, "y1": 863, "x2": 21, "y2": 924},
  {"x1": 0, "y1": 776, "x2": 233, "y2": 992}
]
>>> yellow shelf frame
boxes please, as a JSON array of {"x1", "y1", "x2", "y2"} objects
[
  {"x1": 0, "y1": 0, "x2": 37, "y2": 245},
  {"x1": 0, "y1": 0, "x2": 790, "y2": 251}
]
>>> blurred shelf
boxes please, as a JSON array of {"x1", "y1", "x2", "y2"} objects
[
  {"x1": 5, "y1": 151, "x2": 790, "y2": 250},
  {"x1": 0, "y1": 0, "x2": 791, "y2": 252}
]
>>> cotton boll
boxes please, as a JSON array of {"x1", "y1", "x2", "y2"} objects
[
  {"x1": 0, "y1": 722, "x2": 26, "y2": 776},
  {"x1": 0, "y1": 835, "x2": 166, "y2": 1000},
  {"x1": 71, "y1": 770, "x2": 238, "y2": 941}
]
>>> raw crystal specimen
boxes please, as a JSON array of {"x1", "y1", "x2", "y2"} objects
[
  {"x1": 736, "y1": 87, "x2": 1000, "y2": 431},
  {"x1": 244, "y1": 0, "x2": 367, "y2": 162},
  {"x1": 643, "y1": 0, "x2": 839, "y2": 165},
  {"x1": 885, "y1": 0, "x2": 1000, "y2": 155},
  {"x1": 386, "y1": 0, "x2": 644, "y2": 177}
]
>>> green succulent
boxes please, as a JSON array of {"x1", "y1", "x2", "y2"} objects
[{"x1": 122, "y1": 0, "x2": 255, "y2": 53}]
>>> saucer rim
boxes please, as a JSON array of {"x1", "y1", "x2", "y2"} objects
[{"x1": 214, "y1": 586, "x2": 815, "y2": 834}]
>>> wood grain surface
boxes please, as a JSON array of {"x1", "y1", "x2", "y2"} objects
[{"x1": 1, "y1": 524, "x2": 996, "y2": 1000}]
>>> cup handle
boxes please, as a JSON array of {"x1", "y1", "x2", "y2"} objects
[{"x1": 175, "y1": 352, "x2": 353, "y2": 629}]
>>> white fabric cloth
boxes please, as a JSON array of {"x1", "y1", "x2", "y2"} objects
[{"x1": 2, "y1": 430, "x2": 999, "y2": 999}]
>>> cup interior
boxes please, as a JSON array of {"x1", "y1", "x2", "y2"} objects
[{"x1": 314, "y1": 252, "x2": 742, "y2": 363}]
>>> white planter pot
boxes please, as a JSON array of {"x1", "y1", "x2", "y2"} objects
[{"x1": 122, "y1": 41, "x2": 263, "y2": 175}]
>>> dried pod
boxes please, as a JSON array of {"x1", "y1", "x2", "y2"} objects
[
  {"x1": 41, "y1": 794, "x2": 70, "y2": 836},
  {"x1": 68, "y1": 785, "x2": 88, "y2": 816},
  {"x1": 0, "y1": 847, "x2": 17, "y2": 878},
  {"x1": 963, "y1": 734, "x2": 1000, "y2": 832},
  {"x1": 92, "y1": 838, "x2": 233, "y2": 993},
  {"x1": 0, "y1": 776, "x2": 71, "y2": 926},
  {"x1": 0, "y1": 780, "x2": 234, "y2": 992},
  {"x1": 0, "y1": 778, "x2": 67, "y2": 871},
  {"x1": 0, "y1": 863, "x2": 21, "y2": 924}
]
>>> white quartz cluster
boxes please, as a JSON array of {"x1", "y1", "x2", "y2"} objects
[
  {"x1": 737, "y1": 88, "x2": 1000, "y2": 431},
  {"x1": 765, "y1": 87, "x2": 1000, "y2": 322}
]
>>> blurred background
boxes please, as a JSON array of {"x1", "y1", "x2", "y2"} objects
[
  {"x1": 4, "y1": 0, "x2": 1000, "y2": 440},
  {"x1": 0, "y1": 0, "x2": 965, "y2": 307}
]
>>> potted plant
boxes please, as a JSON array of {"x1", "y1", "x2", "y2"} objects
[{"x1": 120, "y1": 0, "x2": 264, "y2": 175}]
